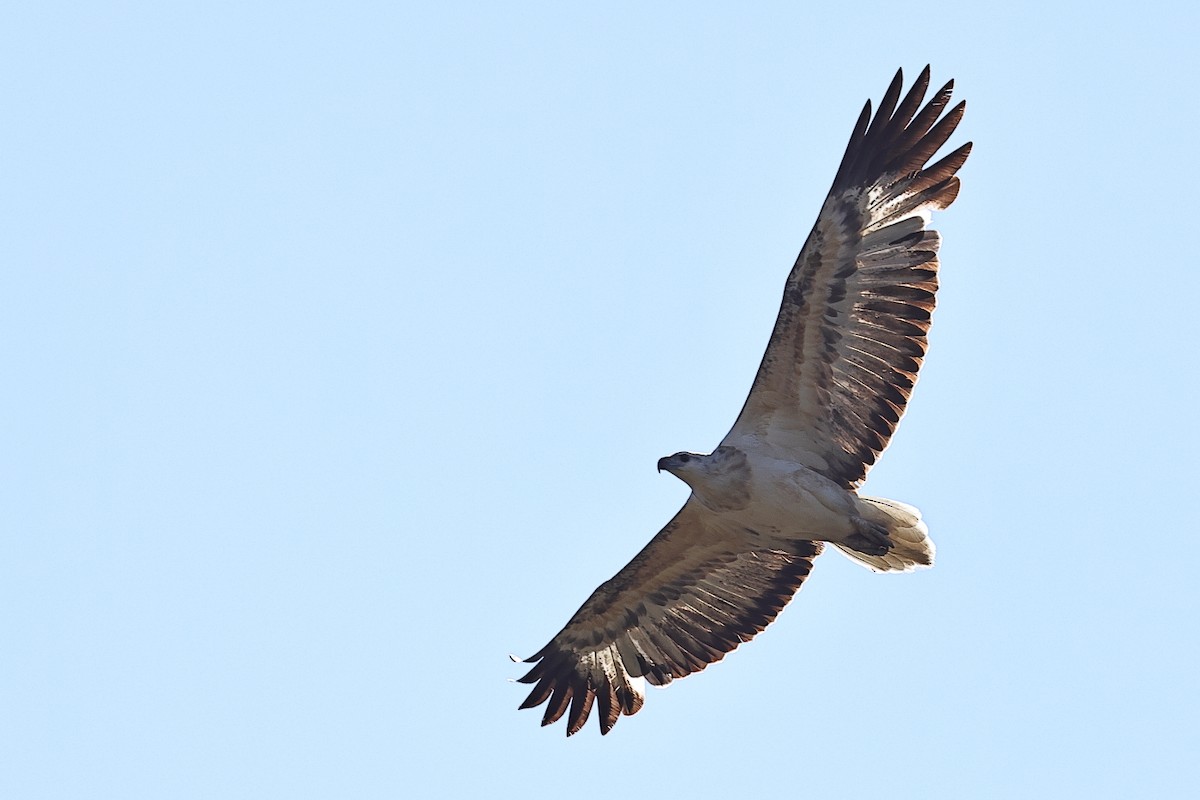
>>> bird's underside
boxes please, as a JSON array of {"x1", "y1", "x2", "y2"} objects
[{"x1": 515, "y1": 66, "x2": 970, "y2": 736}]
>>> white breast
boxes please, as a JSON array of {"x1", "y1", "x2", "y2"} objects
[{"x1": 729, "y1": 452, "x2": 861, "y2": 543}]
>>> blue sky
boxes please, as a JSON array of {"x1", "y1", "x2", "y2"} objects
[{"x1": 3, "y1": 2, "x2": 1198, "y2": 798}]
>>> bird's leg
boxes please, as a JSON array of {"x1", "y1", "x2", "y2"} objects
[{"x1": 842, "y1": 517, "x2": 892, "y2": 556}]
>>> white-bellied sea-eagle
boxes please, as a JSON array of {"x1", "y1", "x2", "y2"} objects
[{"x1": 514, "y1": 67, "x2": 971, "y2": 736}]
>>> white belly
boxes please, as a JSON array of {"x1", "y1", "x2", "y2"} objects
[{"x1": 717, "y1": 455, "x2": 861, "y2": 544}]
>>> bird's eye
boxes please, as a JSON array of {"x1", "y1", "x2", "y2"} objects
[{"x1": 679, "y1": 454, "x2": 690, "y2": 463}]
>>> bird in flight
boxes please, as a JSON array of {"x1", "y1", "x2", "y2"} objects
[{"x1": 514, "y1": 67, "x2": 971, "y2": 736}]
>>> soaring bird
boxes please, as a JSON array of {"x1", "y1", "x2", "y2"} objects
[{"x1": 515, "y1": 67, "x2": 971, "y2": 736}]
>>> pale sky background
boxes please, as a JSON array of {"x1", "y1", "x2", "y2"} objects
[{"x1": 3, "y1": 2, "x2": 1198, "y2": 798}]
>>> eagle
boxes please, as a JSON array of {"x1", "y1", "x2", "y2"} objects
[{"x1": 514, "y1": 67, "x2": 971, "y2": 736}]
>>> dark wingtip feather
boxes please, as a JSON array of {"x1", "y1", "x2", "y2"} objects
[
  {"x1": 930, "y1": 176, "x2": 961, "y2": 210},
  {"x1": 920, "y1": 141, "x2": 973, "y2": 185},
  {"x1": 541, "y1": 682, "x2": 572, "y2": 727},
  {"x1": 518, "y1": 670, "x2": 557, "y2": 710},
  {"x1": 596, "y1": 683, "x2": 619, "y2": 735},
  {"x1": 856, "y1": 98, "x2": 873, "y2": 132},
  {"x1": 565, "y1": 685, "x2": 594, "y2": 736},
  {"x1": 515, "y1": 659, "x2": 544, "y2": 685},
  {"x1": 873, "y1": 69, "x2": 905, "y2": 130},
  {"x1": 619, "y1": 682, "x2": 644, "y2": 715},
  {"x1": 831, "y1": 99, "x2": 875, "y2": 188}
]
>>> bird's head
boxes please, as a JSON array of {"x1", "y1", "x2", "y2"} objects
[
  {"x1": 657, "y1": 451, "x2": 707, "y2": 483},
  {"x1": 657, "y1": 446, "x2": 751, "y2": 510}
]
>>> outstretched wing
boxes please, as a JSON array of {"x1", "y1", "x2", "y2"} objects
[
  {"x1": 722, "y1": 67, "x2": 971, "y2": 487},
  {"x1": 516, "y1": 500, "x2": 822, "y2": 736}
]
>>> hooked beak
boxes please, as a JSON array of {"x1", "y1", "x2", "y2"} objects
[{"x1": 657, "y1": 456, "x2": 670, "y2": 473}]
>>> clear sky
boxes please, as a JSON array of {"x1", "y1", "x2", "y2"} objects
[{"x1": 3, "y1": 2, "x2": 1198, "y2": 798}]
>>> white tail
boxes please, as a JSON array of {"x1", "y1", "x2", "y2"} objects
[{"x1": 835, "y1": 497, "x2": 935, "y2": 573}]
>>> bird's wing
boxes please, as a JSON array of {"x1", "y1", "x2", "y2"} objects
[
  {"x1": 516, "y1": 499, "x2": 822, "y2": 736},
  {"x1": 721, "y1": 67, "x2": 971, "y2": 487}
]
